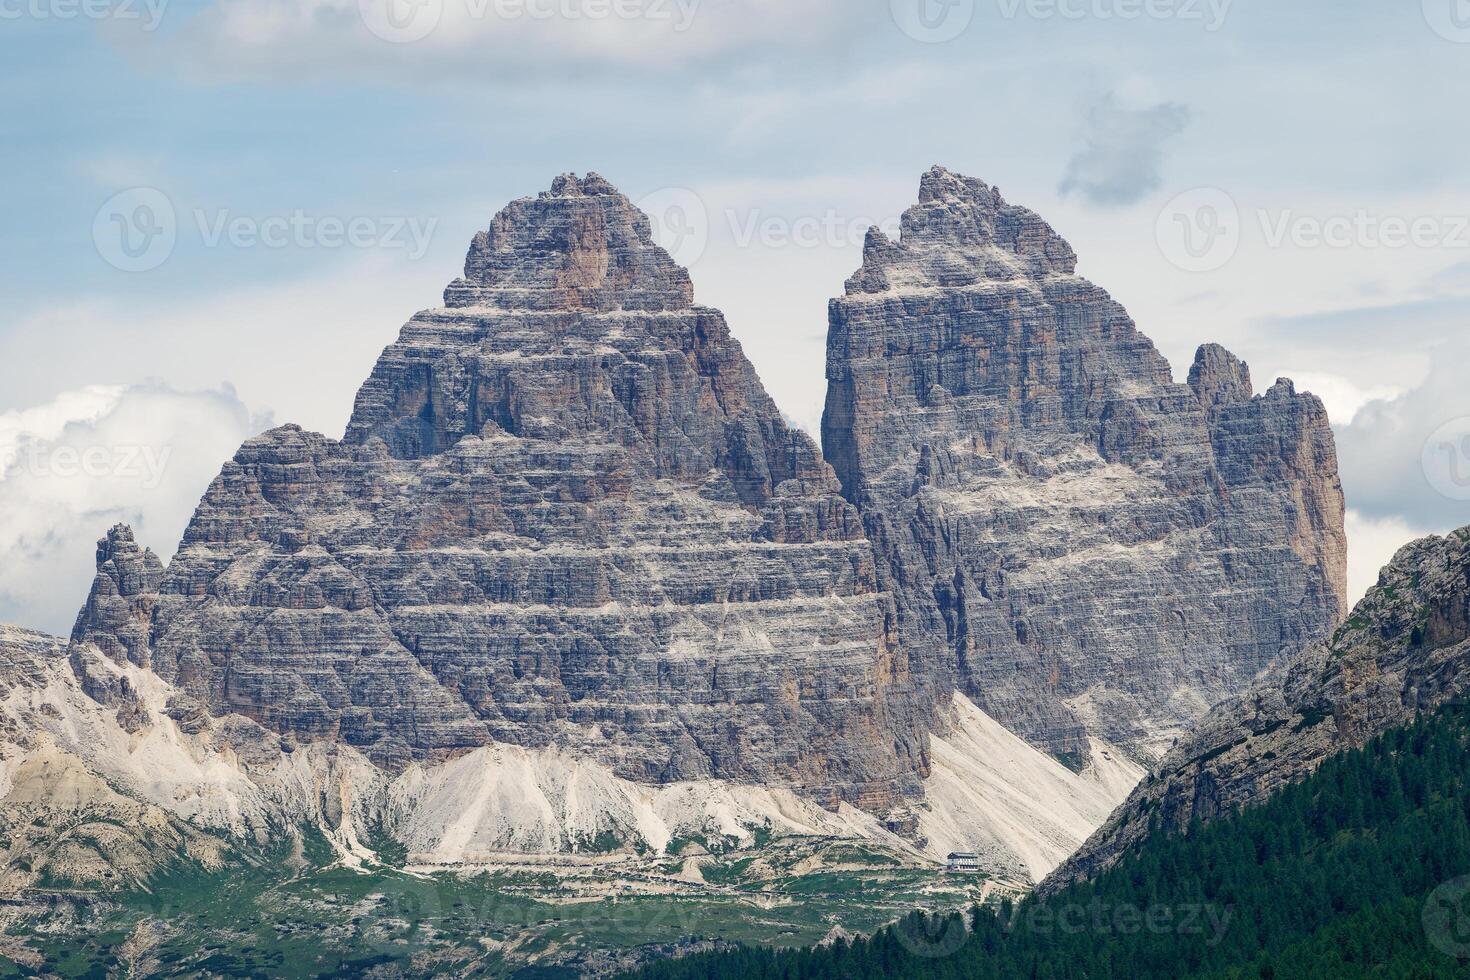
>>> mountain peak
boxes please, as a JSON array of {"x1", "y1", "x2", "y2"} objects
[
  {"x1": 1188, "y1": 343, "x2": 1254, "y2": 408},
  {"x1": 445, "y1": 172, "x2": 693, "y2": 313},
  {"x1": 545, "y1": 171, "x2": 621, "y2": 197},
  {"x1": 846, "y1": 167, "x2": 1077, "y2": 294}
]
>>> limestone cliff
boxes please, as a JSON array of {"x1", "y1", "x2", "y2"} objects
[
  {"x1": 822, "y1": 167, "x2": 1347, "y2": 767},
  {"x1": 1049, "y1": 525, "x2": 1470, "y2": 889},
  {"x1": 69, "y1": 175, "x2": 926, "y2": 814}
]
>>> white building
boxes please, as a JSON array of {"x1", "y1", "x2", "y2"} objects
[{"x1": 946, "y1": 852, "x2": 980, "y2": 872}]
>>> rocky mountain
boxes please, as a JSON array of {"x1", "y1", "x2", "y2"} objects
[
  {"x1": 822, "y1": 166, "x2": 1347, "y2": 768},
  {"x1": 1050, "y1": 524, "x2": 1470, "y2": 888},
  {"x1": 70, "y1": 173, "x2": 926, "y2": 815},
  {"x1": 3, "y1": 168, "x2": 1354, "y2": 900}
]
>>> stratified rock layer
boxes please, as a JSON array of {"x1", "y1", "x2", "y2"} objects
[
  {"x1": 1051, "y1": 526, "x2": 1470, "y2": 888},
  {"x1": 822, "y1": 167, "x2": 1348, "y2": 765},
  {"x1": 71, "y1": 175, "x2": 926, "y2": 812}
]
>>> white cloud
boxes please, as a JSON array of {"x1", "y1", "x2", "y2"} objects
[
  {"x1": 1058, "y1": 85, "x2": 1190, "y2": 207},
  {"x1": 0, "y1": 383, "x2": 269, "y2": 636},
  {"x1": 1270, "y1": 371, "x2": 1402, "y2": 427},
  {"x1": 1344, "y1": 510, "x2": 1433, "y2": 608},
  {"x1": 116, "y1": 0, "x2": 863, "y2": 83},
  {"x1": 1335, "y1": 340, "x2": 1470, "y2": 533},
  {"x1": 0, "y1": 251, "x2": 449, "y2": 439}
]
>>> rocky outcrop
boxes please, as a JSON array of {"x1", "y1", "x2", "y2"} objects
[
  {"x1": 822, "y1": 167, "x2": 1348, "y2": 767},
  {"x1": 1049, "y1": 525, "x2": 1470, "y2": 889},
  {"x1": 69, "y1": 175, "x2": 926, "y2": 814},
  {"x1": 0, "y1": 626, "x2": 231, "y2": 892},
  {"x1": 46, "y1": 168, "x2": 1353, "y2": 883}
]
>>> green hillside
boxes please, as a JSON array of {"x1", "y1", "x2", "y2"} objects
[{"x1": 625, "y1": 703, "x2": 1470, "y2": 980}]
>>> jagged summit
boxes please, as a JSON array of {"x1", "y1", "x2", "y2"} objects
[
  {"x1": 445, "y1": 171, "x2": 693, "y2": 313},
  {"x1": 33, "y1": 167, "x2": 1349, "y2": 885},
  {"x1": 846, "y1": 165, "x2": 1077, "y2": 294},
  {"x1": 344, "y1": 173, "x2": 812, "y2": 475},
  {"x1": 1188, "y1": 342, "x2": 1254, "y2": 408},
  {"x1": 69, "y1": 174, "x2": 928, "y2": 813},
  {"x1": 70, "y1": 524, "x2": 162, "y2": 666},
  {"x1": 823, "y1": 166, "x2": 1348, "y2": 768}
]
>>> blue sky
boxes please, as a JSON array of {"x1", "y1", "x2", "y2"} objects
[{"x1": 2, "y1": 0, "x2": 1468, "y2": 631}]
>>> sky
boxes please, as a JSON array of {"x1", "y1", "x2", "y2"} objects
[{"x1": 1, "y1": 0, "x2": 1468, "y2": 633}]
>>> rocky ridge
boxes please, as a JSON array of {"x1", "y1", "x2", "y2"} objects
[
  {"x1": 70, "y1": 174, "x2": 926, "y2": 815},
  {"x1": 1049, "y1": 525, "x2": 1470, "y2": 889},
  {"x1": 822, "y1": 166, "x2": 1348, "y2": 767},
  {"x1": 12, "y1": 168, "x2": 1357, "y2": 891},
  {"x1": 3, "y1": 615, "x2": 1129, "y2": 890}
]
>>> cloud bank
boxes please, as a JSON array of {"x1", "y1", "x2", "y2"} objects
[
  {"x1": 115, "y1": 0, "x2": 864, "y2": 83},
  {"x1": 0, "y1": 383, "x2": 269, "y2": 635}
]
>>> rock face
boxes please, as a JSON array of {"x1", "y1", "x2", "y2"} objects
[
  {"x1": 69, "y1": 175, "x2": 925, "y2": 813},
  {"x1": 47, "y1": 167, "x2": 1353, "y2": 883},
  {"x1": 822, "y1": 167, "x2": 1348, "y2": 766},
  {"x1": 1050, "y1": 525, "x2": 1470, "y2": 889},
  {"x1": 0, "y1": 625, "x2": 231, "y2": 891}
]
